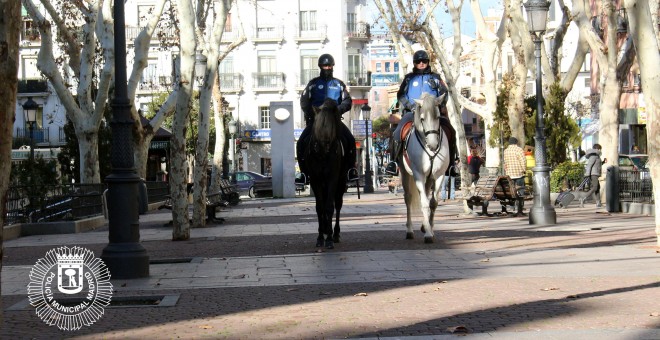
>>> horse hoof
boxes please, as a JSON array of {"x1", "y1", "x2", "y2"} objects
[
  {"x1": 424, "y1": 236, "x2": 434, "y2": 244},
  {"x1": 333, "y1": 235, "x2": 340, "y2": 243},
  {"x1": 316, "y1": 238, "x2": 324, "y2": 247},
  {"x1": 420, "y1": 226, "x2": 426, "y2": 233},
  {"x1": 325, "y1": 240, "x2": 334, "y2": 249},
  {"x1": 406, "y1": 232, "x2": 414, "y2": 239}
]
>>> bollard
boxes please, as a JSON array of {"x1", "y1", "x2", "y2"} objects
[{"x1": 605, "y1": 165, "x2": 620, "y2": 212}]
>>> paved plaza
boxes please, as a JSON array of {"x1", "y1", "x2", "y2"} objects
[{"x1": 2, "y1": 188, "x2": 659, "y2": 339}]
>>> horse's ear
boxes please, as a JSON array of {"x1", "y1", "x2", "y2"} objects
[
  {"x1": 313, "y1": 106, "x2": 320, "y2": 115},
  {"x1": 413, "y1": 98, "x2": 423, "y2": 106},
  {"x1": 435, "y1": 93, "x2": 446, "y2": 106}
]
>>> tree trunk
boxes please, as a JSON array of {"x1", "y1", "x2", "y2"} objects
[
  {"x1": 623, "y1": 0, "x2": 660, "y2": 245},
  {"x1": 0, "y1": 0, "x2": 21, "y2": 325},
  {"x1": 170, "y1": 0, "x2": 196, "y2": 241},
  {"x1": 23, "y1": 0, "x2": 110, "y2": 184}
]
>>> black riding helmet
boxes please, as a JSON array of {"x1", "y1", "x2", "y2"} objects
[
  {"x1": 413, "y1": 50, "x2": 430, "y2": 63},
  {"x1": 318, "y1": 54, "x2": 335, "y2": 68}
]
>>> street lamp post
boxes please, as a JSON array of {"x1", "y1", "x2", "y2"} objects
[
  {"x1": 525, "y1": 0, "x2": 556, "y2": 225},
  {"x1": 101, "y1": 0, "x2": 149, "y2": 278},
  {"x1": 228, "y1": 118, "x2": 237, "y2": 174},
  {"x1": 362, "y1": 103, "x2": 374, "y2": 193},
  {"x1": 22, "y1": 97, "x2": 38, "y2": 161},
  {"x1": 221, "y1": 98, "x2": 230, "y2": 179}
]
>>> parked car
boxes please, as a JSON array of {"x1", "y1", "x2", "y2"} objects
[
  {"x1": 618, "y1": 154, "x2": 648, "y2": 171},
  {"x1": 229, "y1": 171, "x2": 272, "y2": 198}
]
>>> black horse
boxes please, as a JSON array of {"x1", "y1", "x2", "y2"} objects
[{"x1": 304, "y1": 98, "x2": 347, "y2": 249}]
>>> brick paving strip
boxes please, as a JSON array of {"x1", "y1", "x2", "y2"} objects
[{"x1": 2, "y1": 192, "x2": 660, "y2": 339}]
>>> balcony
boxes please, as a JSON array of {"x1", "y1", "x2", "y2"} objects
[
  {"x1": 345, "y1": 71, "x2": 371, "y2": 88},
  {"x1": 346, "y1": 22, "x2": 370, "y2": 41},
  {"x1": 125, "y1": 26, "x2": 178, "y2": 44},
  {"x1": 18, "y1": 79, "x2": 48, "y2": 94},
  {"x1": 137, "y1": 76, "x2": 173, "y2": 93},
  {"x1": 13, "y1": 127, "x2": 50, "y2": 148},
  {"x1": 21, "y1": 27, "x2": 40, "y2": 42},
  {"x1": 293, "y1": 24, "x2": 327, "y2": 45},
  {"x1": 252, "y1": 72, "x2": 285, "y2": 93},
  {"x1": 219, "y1": 73, "x2": 243, "y2": 93},
  {"x1": 251, "y1": 25, "x2": 284, "y2": 46}
]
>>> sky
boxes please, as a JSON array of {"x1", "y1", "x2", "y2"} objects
[{"x1": 368, "y1": 0, "x2": 503, "y2": 38}]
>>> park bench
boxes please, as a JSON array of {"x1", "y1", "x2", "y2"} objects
[
  {"x1": 158, "y1": 182, "x2": 235, "y2": 224},
  {"x1": 219, "y1": 179, "x2": 241, "y2": 206},
  {"x1": 466, "y1": 175, "x2": 531, "y2": 217}
]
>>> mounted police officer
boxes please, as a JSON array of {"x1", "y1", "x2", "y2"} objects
[
  {"x1": 386, "y1": 50, "x2": 457, "y2": 175},
  {"x1": 297, "y1": 54, "x2": 357, "y2": 180}
]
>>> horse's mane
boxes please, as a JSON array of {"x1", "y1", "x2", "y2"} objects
[
  {"x1": 415, "y1": 92, "x2": 440, "y2": 123},
  {"x1": 313, "y1": 98, "x2": 339, "y2": 143}
]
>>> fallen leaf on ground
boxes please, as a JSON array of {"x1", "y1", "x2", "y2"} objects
[
  {"x1": 232, "y1": 274, "x2": 246, "y2": 279},
  {"x1": 286, "y1": 288, "x2": 299, "y2": 292},
  {"x1": 566, "y1": 294, "x2": 580, "y2": 299},
  {"x1": 198, "y1": 325, "x2": 213, "y2": 329},
  {"x1": 434, "y1": 280, "x2": 448, "y2": 284},
  {"x1": 319, "y1": 291, "x2": 332, "y2": 295},
  {"x1": 650, "y1": 312, "x2": 660, "y2": 317},
  {"x1": 541, "y1": 287, "x2": 559, "y2": 291},
  {"x1": 480, "y1": 258, "x2": 490, "y2": 262},
  {"x1": 354, "y1": 292, "x2": 368, "y2": 296},
  {"x1": 447, "y1": 326, "x2": 469, "y2": 334}
]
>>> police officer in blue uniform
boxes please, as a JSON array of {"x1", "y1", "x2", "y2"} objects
[
  {"x1": 386, "y1": 50, "x2": 457, "y2": 175},
  {"x1": 297, "y1": 54, "x2": 357, "y2": 179}
]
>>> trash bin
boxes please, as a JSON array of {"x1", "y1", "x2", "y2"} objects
[
  {"x1": 605, "y1": 165, "x2": 620, "y2": 212},
  {"x1": 139, "y1": 179, "x2": 148, "y2": 215}
]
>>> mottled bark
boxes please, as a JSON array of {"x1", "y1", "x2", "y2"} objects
[
  {"x1": 0, "y1": 0, "x2": 21, "y2": 324},
  {"x1": 623, "y1": 0, "x2": 660, "y2": 245},
  {"x1": 171, "y1": 0, "x2": 197, "y2": 240},
  {"x1": 22, "y1": 0, "x2": 111, "y2": 184}
]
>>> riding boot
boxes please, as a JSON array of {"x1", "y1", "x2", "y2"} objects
[{"x1": 385, "y1": 139, "x2": 400, "y2": 175}]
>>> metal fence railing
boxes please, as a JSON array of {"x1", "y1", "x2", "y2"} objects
[
  {"x1": 618, "y1": 169, "x2": 654, "y2": 204},
  {"x1": 4, "y1": 184, "x2": 106, "y2": 225},
  {"x1": 4, "y1": 181, "x2": 170, "y2": 226}
]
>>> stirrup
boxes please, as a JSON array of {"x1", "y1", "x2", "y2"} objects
[{"x1": 385, "y1": 162, "x2": 398, "y2": 176}]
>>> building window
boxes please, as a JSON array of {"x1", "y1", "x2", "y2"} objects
[
  {"x1": 394, "y1": 62, "x2": 399, "y2": 73},
  {"x1": 260, "y1": 106, "x2": 270, "y2": 129},
  {"x1": 585, "y1": 77, "x2": 591, "y2": 88},
  {"x1": 376, "y1": 62, "x2": 381, "y2": 72},
  {"x1": 348, "y1": 54, "x2": 362, "y2": 85},
  {"x1": 300, "y1": 10, "x2": 317, "y2": 31},
  {"x1": 300, "y1": 52, "x2": 317, "y2": 85},
  {"x1": 633, "y1": 73, "x2": 641, "y2": 86},
  {"x1": 347, "y1": 13, "x2": 357, "y2": 32},
  {"x1": 385, "y1": 62, "x2": 390, "y2": 72}
]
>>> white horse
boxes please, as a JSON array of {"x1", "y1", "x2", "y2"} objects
[{"x1": 397, "y1": 92, "x2": 451, "y2": 243}]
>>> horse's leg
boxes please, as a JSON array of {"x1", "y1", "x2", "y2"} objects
[
  {"x1": 401, "y1": 171, "x2": 417, "y2": 239},
  {"x1": 312, "y1": 182, "x2": 325, "y2": 247},
  {"x1": 415, "y1": 174, "x2": 435, "y2": 243},
  {"x1": 333, "y1": 183, "x2": 344, "y2": 243}
]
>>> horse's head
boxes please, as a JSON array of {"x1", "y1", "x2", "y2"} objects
[
  {"x1": 312, "y1": 98, "x2": 340, "y2": 144},
  {"x1": 413, "y1": 92, "x2": 446, "y2": 151}
]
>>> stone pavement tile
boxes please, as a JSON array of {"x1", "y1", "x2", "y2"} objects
[{"x1": 4, "y1": 277, "x2": 658, "y2": 339}]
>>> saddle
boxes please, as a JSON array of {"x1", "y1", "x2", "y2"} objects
[{"x1": 397, "y1": 120, "x2": 454, "y2": 149}]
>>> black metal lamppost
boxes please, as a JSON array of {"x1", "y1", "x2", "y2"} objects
[
  {"x1": 362, "y1": 103, "x2": 374, "y2": 193},
  {"x1": 221, "y1": 98, "x2": 230, "y2": 179},
  {"x1": 22, "y1": 97, "x2": 38, "y2": 161},
  {"x1": 524, "y1": 0, "x2": 556, "y2": 225},
  {"x1": 101, "y1": 0, "x2": 149, "y2": 278},
  {"x1": 228, "y1": 117, "x2": 237, "y2": 174}
]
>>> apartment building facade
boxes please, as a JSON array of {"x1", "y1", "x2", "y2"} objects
[{"x1": 13, "y1": 0, "x2": 372, "y2": 177}]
